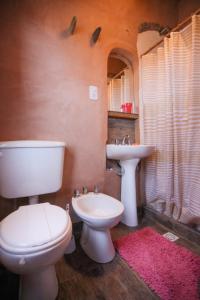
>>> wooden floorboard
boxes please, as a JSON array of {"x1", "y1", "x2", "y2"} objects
[
  {"x1": 56, "y1": 242, "x2": 159, "y2": 300},
  {"x1": 1, "y1": 218, "x2": 199, "y2": 300},
  {"x1": 56, "y1": 218, "x2": 200, "y2": 300}
]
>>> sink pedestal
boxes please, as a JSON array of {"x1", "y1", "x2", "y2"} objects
[
  {"x1": 106, "y1": 144, "x2": 154, "y2": 228},
  {"x1": 120, "y1": 158, "x2": 139, "y2": 227}
]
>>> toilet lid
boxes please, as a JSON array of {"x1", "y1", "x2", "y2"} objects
[{"x1": 0, "y1": 203, "x2": 69, "y2": 249}]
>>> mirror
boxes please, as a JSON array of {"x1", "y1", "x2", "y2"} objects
[{"x1": 107, "y1": 53, "x2": 134, "y2": 113}]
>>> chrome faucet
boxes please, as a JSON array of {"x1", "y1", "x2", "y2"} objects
[
  {"x1": 82, "y1": 186, "x2": 88, "y2": 194},
  {"x1": 122, "y1": 135, "x2": 131, "y2": 145},
  {"x1": 73, "y1": 189, "x2": 80, "y2": 197},
  {"x1": 94, "y1": 184, "x2": 99, "y2": 193},
  {"x1": 114, "y1": 138, "x2": 120, "y2": 145}
]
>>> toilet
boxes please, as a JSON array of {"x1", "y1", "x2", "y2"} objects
[
  {"x1": 0, "y1": 203, "x2": 72, "y2": 300},
  {"x1": 72, "y1": 192, "x2": 124, "y2": 263},
  {"x1": 0, "y1": 140, "x2": 72, "y2": 300}
]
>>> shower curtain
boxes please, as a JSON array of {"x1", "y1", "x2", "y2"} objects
[
  {"x1": 108, "y1": 69, "x2": 132, "y2": 111},
  {"x1": 140, "y1": 15, "x2": 200, "y2": 229}
]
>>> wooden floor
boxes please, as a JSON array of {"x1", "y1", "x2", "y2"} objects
[
  {"x1": 1, "y1": 216, "x2": 199, "y2": 300},
  {"x1": 56, "y1": 219, "x2": 200, "y2": 300}
]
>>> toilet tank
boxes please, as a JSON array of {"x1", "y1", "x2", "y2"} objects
[{"x1": 0, "y1": 140, "x2": 65, "y2": 199}]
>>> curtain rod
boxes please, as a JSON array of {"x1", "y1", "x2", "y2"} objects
[
  {"x1": 140, "y1": 7, "x2": 200, "y2": 57},
  {"x1": 113, "y1": 68, "x2": 128, "y2": 79}
]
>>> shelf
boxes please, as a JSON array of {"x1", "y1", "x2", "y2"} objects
[{"x1": 108, "y1": 111, "x2": 139, "y2": 120}]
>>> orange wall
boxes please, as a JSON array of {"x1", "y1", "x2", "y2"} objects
[
  {"x1": 0, "y1": 0, "x2": 179, "y2": 216},
  {"x1": 178, "y1": 0, "x2": 200, "y2": 21}
]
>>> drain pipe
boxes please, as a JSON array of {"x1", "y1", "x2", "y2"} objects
[
  {"x1": 29, "y1": 195, "x2": 39, "y2": 205},
  {"x1": 65, "y1": 203, "x2": 76, "y2": 254},
  {"x1": 107, "y1": 161, "x2": 141, "y2": 176},
  {"x1": 107, "y1": 162, "x2": 125, "y2": 176}
]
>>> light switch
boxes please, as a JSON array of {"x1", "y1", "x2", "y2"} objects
[{"x1": 89, "y1": 85, "x2": 98, "y2": 100}]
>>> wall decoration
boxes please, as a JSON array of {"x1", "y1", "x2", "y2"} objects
[
  {"x1": 90, "y1": 27, "x2": 102, "y2": 46},
  {"x1": 61, "y1": 16, "x2": 77, "y2": 38}
]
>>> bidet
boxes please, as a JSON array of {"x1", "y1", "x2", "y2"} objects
[{"x1": 72, "y1": 192, "x2": 124, "y2": 263}]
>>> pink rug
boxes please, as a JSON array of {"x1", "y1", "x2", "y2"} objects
[{"x1": 114, "y1": 227, "x2": 200, "y2": 300}]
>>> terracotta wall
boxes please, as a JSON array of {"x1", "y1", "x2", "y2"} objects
[
  {"x1": 107, "y1": 118, "x2": 136, "y2": 145},
  {"x1": 178, "y1": 0, "x2": 200, "y2": 22},
  {"x1": 0, "y1": 0, "x2": 179, "y2": 219},
  {"x1": 107, "y1": 57, "x2": 126, "y2": 78}
]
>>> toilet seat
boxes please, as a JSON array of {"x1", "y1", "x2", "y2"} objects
[{"x1": 0, "y1": 203, "x2": 71, "y2": 255}]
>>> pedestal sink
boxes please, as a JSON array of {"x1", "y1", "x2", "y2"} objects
[{"x1": 106, "y1": 144, "x2": 154, "y2": 227}]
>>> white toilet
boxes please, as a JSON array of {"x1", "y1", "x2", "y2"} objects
[
  {"x1": 72, "y1": 192, "x2": 124, "y2": 263},
  {"x1": 0, "y1": 140, "x2": 72, "y2": 300}
]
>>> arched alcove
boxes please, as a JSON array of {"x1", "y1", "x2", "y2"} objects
[
  {"x1": 105, "y1": 48, "x2": 138, "y2": 202},
  {"x1": 107, "y1": 48, "x2": 134, "y2": 112}
]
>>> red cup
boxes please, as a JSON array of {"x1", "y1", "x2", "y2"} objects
[
  {"x1": 122, "y1": 102, "x2": 132, "y2": 113},
  {"x1": 121, "y1": 104, "x2": 125, "y2": 112}
]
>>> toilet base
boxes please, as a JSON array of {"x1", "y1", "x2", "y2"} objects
[
  {"x1": 19, "y1": 265, "x2": 58, "y2": 300},
  {"x1": 80, "y1": 223, "x2": 115, "y2": 263}
]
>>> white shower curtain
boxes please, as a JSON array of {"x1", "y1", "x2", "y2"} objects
[
  {"x1": 108, "y1": 69, "x2": 133, "y2": 111},
  {"x1": 140, "y1": 15, "x2": 200, "y2": 228}
]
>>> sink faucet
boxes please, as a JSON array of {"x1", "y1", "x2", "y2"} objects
[{"x1": 122, "y1": 135, "x2": 130, "y2": 145}]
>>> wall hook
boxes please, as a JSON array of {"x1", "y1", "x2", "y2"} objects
[
  {"x1": 61, "y1": 16, "x2": 77, "y2": 38},
  {"x1": 90, "y1": 27, "x2": 102, "y2": 46}
]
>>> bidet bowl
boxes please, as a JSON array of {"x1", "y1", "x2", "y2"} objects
[
  {"x1": 72, "y1": 192, "x2": 124, "y2": 230},
  {"x1": 72, "y1": 193, "x2": 124, "y2": 263}
]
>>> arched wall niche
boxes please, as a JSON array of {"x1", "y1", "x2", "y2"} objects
[
  {"x1": 109, "y1": 48, "x2": 134, "y2": 71},
  {"x1": 107, "y1": 48, "x2": 135, "y2": 112}
]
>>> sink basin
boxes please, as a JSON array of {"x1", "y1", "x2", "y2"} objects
[
  {"x1": 106, "y1": 144, "x2": 155, "y2": 161},
  {"x1": 106, "y1": 144, "x2": 155, "y2": 227}
]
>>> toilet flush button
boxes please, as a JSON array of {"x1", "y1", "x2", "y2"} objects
[{"x1": 19, "y1": 257, "x2": 26, "y2": 265}]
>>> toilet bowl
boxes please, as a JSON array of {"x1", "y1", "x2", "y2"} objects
[
  {"x1": 72, "y1": 192, "x2": 124, "y2": 263},
  {"x1": 0, "y1": 202, "x2": 72, "y2": 300}
]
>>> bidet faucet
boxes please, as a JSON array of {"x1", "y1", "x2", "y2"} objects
[
  {"x1": 122, "y1": 135, "x2": 130, "y2": 145},
  {"x1": 94, "y1": 185, "x2": 99, "y2": 193},
  {"x1": 73, "y1": 189, "x2": 80, "y2": 197},
  {"x1": 82, "y1": 186, "x2": 88, "y2": 194}
]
